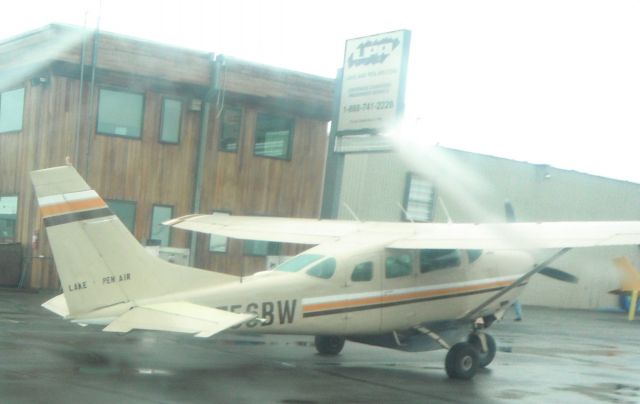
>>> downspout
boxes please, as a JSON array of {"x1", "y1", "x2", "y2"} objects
[
  {"x1": 189, "y1": 53, "x2": 218, "y2": 267},
  {"x1": 84, "y1": 20, "x2": 100, "y2": 178},
  {"x1": 320, "y1": 68, "x2": 345, "y2": 219},
  {"x1": 74, "y1": 15, "x2": 88, "y2": 166}
]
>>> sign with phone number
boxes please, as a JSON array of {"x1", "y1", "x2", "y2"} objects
[{"x1": 337, "y1": 30, "x2": 411, "y2": 135}]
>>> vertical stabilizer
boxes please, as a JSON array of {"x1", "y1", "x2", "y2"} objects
[{"x1": 31, "y1": 166, "x2": 238, "y2": 317}]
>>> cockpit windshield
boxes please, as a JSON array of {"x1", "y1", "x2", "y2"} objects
[{"x1": 274, "y1": 254, "x2": 324, "y2": 272}]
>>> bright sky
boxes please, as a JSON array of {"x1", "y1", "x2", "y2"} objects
[{"x1": 2, "y1": 0, "x2": 640, "y2": 183}]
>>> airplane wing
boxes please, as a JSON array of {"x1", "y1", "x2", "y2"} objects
[
  {"x1": 166, "y1": 213, "x2": 362, "y2": 244},
  {"x1": 387, "y1": 221, "x2": 640, "y2": 250},
  {"x1": 168, "y1": 214, "x2": 640, "y2": 250},
  {"x1": 103, "y1": 301, "x2": 256, "y2": 338}
]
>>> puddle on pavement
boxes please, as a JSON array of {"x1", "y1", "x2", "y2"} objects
[
  {"x1": 555, "y1": 383, "x2": 640, "y2": 403},
  {"x1": 497, "y1": 345, "x2": 622, "y2": 358}
]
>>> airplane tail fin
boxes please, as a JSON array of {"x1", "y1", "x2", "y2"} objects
[{"x1": 31, "y1": 166, "x2": 238, "y2": 318}]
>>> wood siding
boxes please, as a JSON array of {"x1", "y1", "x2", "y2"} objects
[
  {"x1": 0, "y1": 25, "x2": 333, "y2": 288},
  {"x1": 193, "y1": 105, "x2": 328, "y2": 275}
]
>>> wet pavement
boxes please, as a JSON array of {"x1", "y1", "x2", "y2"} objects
[{"x1": 1, "y1": 288, "x2": 639, "y2": 403}]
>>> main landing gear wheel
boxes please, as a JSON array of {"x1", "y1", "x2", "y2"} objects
[
  {"x1": 445, "y1": 342, "x2": 479, "y2": 380},
  {"x1": 314, "y1": 336, "x2": 345, "y2": 355},
  {"x1": 468, "y1": 333, "x2": 496, "y2": 368}
]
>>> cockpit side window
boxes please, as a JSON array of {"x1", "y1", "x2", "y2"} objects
[
  {"x1": 420, "y1": 249, "x2": 461, "y2": 273},
  {"x1": 275, "y1": 254, "x2": 324, "y2": 272},
  {"x1": 307, "y1": 257, "x2": 337, "y2": 279},
  {"x1": 385, "y1": 254, "x2": 413, "y2": 279},
  {"x1": 351, "y1": 262, "x2": 373, "y2": 282}
]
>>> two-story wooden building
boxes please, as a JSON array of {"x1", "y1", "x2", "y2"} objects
[{"x1": 0, "y1": 24, "x2": 333, "y2": 289}]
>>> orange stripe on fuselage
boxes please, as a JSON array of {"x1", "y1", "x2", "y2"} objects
[
  {"x1": 303, "y1": 280, "x2": 514, "y2": 313},
  {"x1": 40, "y1": 198, "x2": 107, "y2": 218}
]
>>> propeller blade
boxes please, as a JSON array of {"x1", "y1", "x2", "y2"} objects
[{"x1": 539, "y1": 267, "x2": 579, "y2": 284}]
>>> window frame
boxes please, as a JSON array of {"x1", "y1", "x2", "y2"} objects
[
  {"x1": 253, "y1": 112, "x2": 294, "y2": 160},
  {"x1": 243, "y1": 240, "x2": 282, "y2": 257},
  {"x1": 159, "y1": 97, "x2": 182, "y2": 144},
  {"x1": 149, "y1": 204, "x2": 174, "y2": 246},
  {"x1": 218, "y1": 106, "x2": 243, "y2": 153},
  {"x1": 0, "y1": 194, "x2": 19, "y2": 242},
  {"x1": 106, "y1": 199, "x2": 137, "y2": 233},
  {"x1": 96, "y1": 88, "x2": 145, "y2": 139},
  {"x1": 403, "y1": 172, "x2": 436, "y2": 223},
  {"x1": 0, "y1": 87, "x2": 25, "y2": 134},
  {"x1": 208, "y1": 210, "x2": 231, "y2": 254}
]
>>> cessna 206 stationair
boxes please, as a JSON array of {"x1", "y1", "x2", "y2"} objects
[{"x1": 32, "y1": 165, "x2": 640, "y2": 379}]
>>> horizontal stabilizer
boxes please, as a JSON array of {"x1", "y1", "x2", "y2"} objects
[
  {"x1": 42, "y1": 294, "x2": 70, "y2": 318},
  {"x1": 103, "y1": 302, "x2": 256, "y2": 338}
]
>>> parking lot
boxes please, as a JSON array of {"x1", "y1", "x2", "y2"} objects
[{"x1": 1, "y1": 288, "x2": 639, "y2": 403}]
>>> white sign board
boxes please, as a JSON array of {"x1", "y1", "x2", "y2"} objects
[{"x1": 337, "y1": 30, "x2": 411, "y2": 135}]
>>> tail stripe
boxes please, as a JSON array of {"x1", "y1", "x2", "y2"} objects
[
  {"x1": 38, "y1": 190, "x2": 108, "y2": 218},
  {"x1": 43, "y1": 207, "x2": 114, "y2": 227}
]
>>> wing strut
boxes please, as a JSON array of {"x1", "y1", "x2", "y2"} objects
[{"x1": 464, "y1": 248, "x2": 572, "y2": 320}]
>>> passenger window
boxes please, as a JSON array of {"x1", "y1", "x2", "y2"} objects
[
  {"x1": 307, "y1": 258, "x2": 336, "y2": 279},
  {"x1": 420, "y1": 249, "x2": 461, "y2": 273},
  {"x1": 385, "y1": 254, "x2": 413, "y2": 279},
  {"x1": 351, "y1": 262, "x2": 373, "y2": 282}
]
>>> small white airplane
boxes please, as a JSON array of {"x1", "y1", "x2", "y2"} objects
[{"x1": 32, "y1": 165, "x2": 640, "y2": 379}]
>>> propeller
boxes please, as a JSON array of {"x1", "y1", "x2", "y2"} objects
[
  {"x1": 504, "y1": 200, "x2": 579, "y2": 284},
  {"x1": 539, "y1": 267, "x2": 579, "y2": 284}
]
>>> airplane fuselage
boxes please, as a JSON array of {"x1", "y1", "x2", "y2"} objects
[{"x1": 79, "y1": 246, "x2": 533, "y2": 337}]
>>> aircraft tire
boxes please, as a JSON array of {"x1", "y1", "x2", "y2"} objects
[
  {"x1": 314, "y1": 335, "x2": 345, "y2": 355},
  {"x1": 467, "y1": 333, "x2": 496, "y2": 368},
  {"x1": 445, "y1": 342, "x2": 479, "y2": 380}
]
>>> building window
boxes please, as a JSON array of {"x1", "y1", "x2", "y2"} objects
[
  {"x1": 243, "y1": 240, "x2": 281, "y2": 256},
  {"x1": 106, "y1": 199, "x2": 136, "y2": 233},
  {"x1": 219, "y1": 107, "x2": 242, "y2": 152},
  {"x1": 209, "y1": 211, "x2": 230, "y2": 253},
  {"x1": 0, "y1": 195, "x2": 18, "y2": 242},
  {"x1": 160, "y1": 98, "x2": 182, "y2": 144},
  {"x1": 254, "y1": 112, "x2": 293, "y2": 159},
  {"x1": 0, "y1": 88, "x2": 25, "y2": 133},
  {"x1": 149, "y1": 205, "x2": 173, "y2": 246},
  {"x1": 97, "y1": 89, "x2": 144, "y2": 138},
  {"x1": 404, "y1": 173, "x2": 435, "y2": 222}
]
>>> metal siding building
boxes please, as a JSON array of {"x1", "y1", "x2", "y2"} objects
[{"x1": 334, "y1": 148, "x2": 640, "y2": 309}]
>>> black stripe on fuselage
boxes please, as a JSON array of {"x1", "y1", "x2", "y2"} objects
[
  {"x1": 44, "y1": 207, "x2": 114, "y2": 227},
  {"x1": 302, "y1": 284, "x2": 527, "y2": 318}
]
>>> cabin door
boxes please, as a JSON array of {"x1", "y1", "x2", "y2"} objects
[{"x1": 342, "y1": 252, "x2": 383, "y2": 334}]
